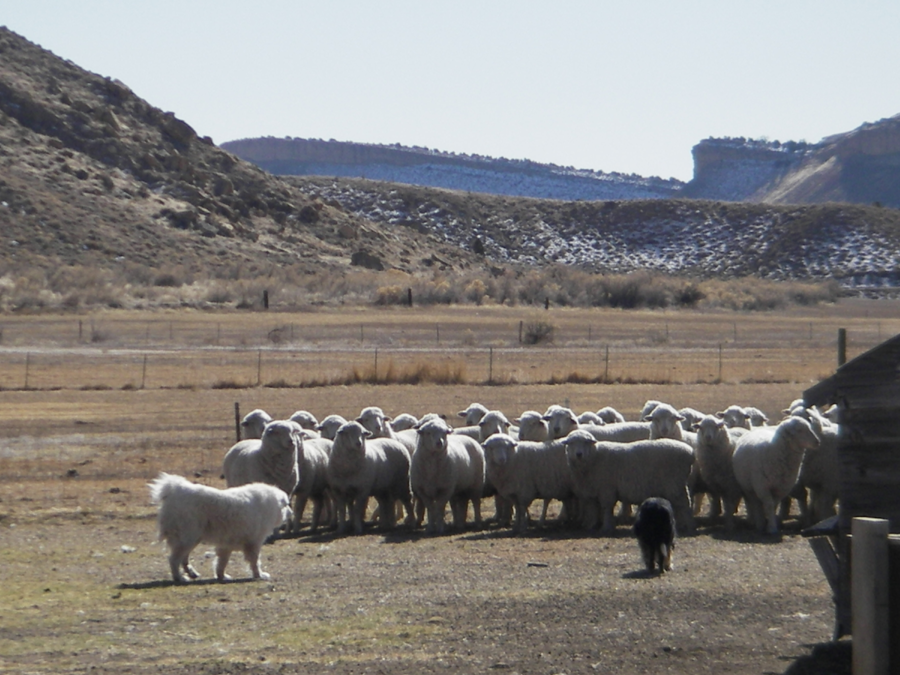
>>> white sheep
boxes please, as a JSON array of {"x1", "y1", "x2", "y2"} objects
[
  {"x1": 562, "y1": 430, "x2": 695, "y2": 534},
  {"x1": 639, "y1": 400, "x2": 663, "y2": 421},
  {"x1": 732, "y1": 416, "x2": 820, "y2": 534},
  {"x1": 288, "y1": 410, "x2": 320, "y2": 433},
  {"x1": 790, "y1": 406, "x2": 839, "y2": 526},
  {"x1": 716, "y1": 405, "x2": 752, "y2": 430},
  {"x1": 596, "y1": 406, "x2": 626, "y2": 424},
  {"x1": 239, "y1": 408, "x2": 273, "y2": 440},
  {"x1": 694, "y1": 415, "x2": 747, "y2": 530},
  {"x1": 477, "y1": 410, "x2": 512, "y2": 441},
  {"x1": 544, "y1": 406, "x2": 650, "y2": 442},
  {"x1": 316, "y1": 414, "x2": 348, "y2": 441},
  {"x1": 410, "y1": 418, "x2": 485, "y2": 534},
  {"x1": 481, "y1": 433, "x2": 575, "y2": 534},
  {"x1": 389, "y1": 413, "x2": 420, "y2": 432},
  {"x1": 744, "y1": 407, "x2": 769, "y2": 427},
  {"x1": 457, "y1": 402, "x2": 489, "y2": 426},
  {"x1": 515, "y1": 411, "x2": 549, "y2": 442},
  {"x1": 290, "y1": 434, "x2": 334, "y2": 534},
  {"x1": 678, "y1": 407, "x2": 706, "y2": 432},
  {"x1": 223, "y1": 420, "x2": 302, "y2": 500},
  {"x1": 646, "y1": 403, "x2": 712, "y2": 515},
  {"x1": 578, "y1": 411, "x2": 604, "y2": 426},
  {"x1": 327, "y1": 421, "x2": 415, "y2": 535}
]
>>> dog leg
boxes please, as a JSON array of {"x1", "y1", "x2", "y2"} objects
[
  {"x1": 215, "y1": 548, "x2": 233, "y2": 581},
  {"x1": 243, "y1": 544, "x2": 269, "y2": 580}
]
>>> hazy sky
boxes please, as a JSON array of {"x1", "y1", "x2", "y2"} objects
[{"x1": 4, "y1": 2, "x2": 900, "y2": 181}]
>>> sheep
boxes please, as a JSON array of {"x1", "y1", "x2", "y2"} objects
[
  {"x1": 744, "y1": 407, "x2": 769, "y2": 427},
  {"x1": 578, "y1": 411, "x2": 604, "y2": 426},
  {"x1": 716, "y1": 405, "x2": 752, "y2": 430},
  {"x1": 477, "y1": 410, "x2": 512, "y2": 441},
  {"x1": 223, "y1": 420, "x2": 302, "y2": 500},
  {"x1": 149, "y1": 473, "x2": 292, "y2": 583},
  {"x1": 389, "y1": 413, "x2": 420, "y2": 432},
  {"x1": 410, "y1": 418, "x2": 485, "y2": 534},
  {"x1": 562, "y1": 430, "x2": 695, "y2": 534},
  {"x1": 457, "y1": 402, "x2": 489, "y2": 426},
  {"x1": 731, "y1": 416, "x2": 820, "y2": 534},
  {"x1": 239, "y1": 408, "x2": 272, "y2": 440},
  {"x1": 678, "y1": 407, "x2": 706, "y2": 432},
  {"x1": 327, "y1": 421, "x2": 415, "y2": 535},
  {"x1": 694, "y1": 415, "x2": 746, "y2": 530},
  {"x1": 515, "y1": 411, "x2": 549, "y2": 442},
  {"x1": 544, "y1": 406, "x2": 651, "y2": 442},
  {"x1": 290, "y1": 434, "x2": 334, "y2": 534},
  {"x1": 316, "y1": 414, "x2": 348, "y2": 441},
  {"x1": 639, "y1": 400, "x2": 663, "y2": 421},
  {"x1": 481, "y1": 433, "x2": 575, "y2": 534},
  {"x1": 633, "y1": 497, "x2": 676, "y2": 574},
  {"x1": 288, "y1": 410, "x2": 320, "y2": 433},
  {"x1": 790, "y1": 406, "x2": 840, "y2": 526},
  {"x1": 596, "y1": 406, "x2": 626, "y2": 424}
]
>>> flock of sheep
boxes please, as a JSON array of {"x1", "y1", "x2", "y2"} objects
[{"x1": 150, "y1": 395, "x2": 839, "y2": 582}]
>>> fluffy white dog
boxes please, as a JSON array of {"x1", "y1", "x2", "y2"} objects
[{"x1": 148, "y1": 473, "x2": 292, "y2": 583}]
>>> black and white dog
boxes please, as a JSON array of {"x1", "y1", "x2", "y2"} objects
[{"x1": 633, "y1": 497, "x2": 676, "y2": 574}]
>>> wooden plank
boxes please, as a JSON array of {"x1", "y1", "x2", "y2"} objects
[
  {"x1": 889, "y1": 536, "x2": 900, "y2": 672},
  {"x1": 852, "y1": 518, "x2": 890, "y2": 675},
  {"x1": 808, "y1": 536, "x2": 840, "y2": 596}
]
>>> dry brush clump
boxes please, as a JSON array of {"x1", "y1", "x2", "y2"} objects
[{"x1": 0, "y1": 260, "x2": 842, "y2": 313}]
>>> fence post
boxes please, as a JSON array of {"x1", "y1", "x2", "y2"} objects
[
  {"x1": 838, "y1": 328, "x2": 847, "y2": 366},
  {"x1": 78, "y1": 320, "x2": 83, "y2": 342},
  {"x1": 436, "y1": 324, "x2": 440, "y2": 344},
  {"x1": 408, "y1": 288, "x2": 413, "y2": 307},
  {"x1": 24, "y1": 352, "x2": 30, "y2": 390},
  {"x1": 374, "y1": 348, "x2": 378, "y2": 382},
  {"x1": 518, "y1": 321, "x2": 523, "y2": 344},
  {"x1": 718, "y1": 343, "x2": 723, "y2": 382},
  {"x1": 141, "y1": 354, "x2": 147, "y2": 389},
  {"x1": 488, "y1": 347, "x2": 493, "y2": 384},
  {"x1": 234, "y1": 402, "x2": 241, "y2": 443},
  {"x1": 263, "y1": 290, "x2": 269, "y2": 310},
  {"x1": 604, "y1": 345, "x2": 610, "y2": 382},
  {"x1": 257, "y1": 349, "x2": 262, "y2": 386},
  {"x1": 852, "y1": 517, "x2": 890, "y2": 675}
]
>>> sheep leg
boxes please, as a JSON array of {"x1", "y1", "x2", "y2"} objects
[
  {"x1": 449, "y1": 497, "x2": 466, "y2": 530},
  {"x1": 292, "y1": 494, "x2": 308, "y2": 533},
  {"x1": 600, "y1": 502, "x2": 617, "y2": 534},
  {"x1": 513, "y1": 500, "x2": 531, "y2": 534},
  {"x1": 539, "y1": 499, "x2": 551, "y2": 527},
  {"x1": 722, "y1": 495, "x2": 741, "y2": 531},
  {"x1": 334, "y1": 494, "x2": 349, "y2": 535},
  {"x1": 376, "y1": 496, "x2": 396, "y2": 530},
  {"x1": 671, "y1": 488, "x2": 696, "y2": 535},
  {"x1": 399, "y1": 495, "x2": 416, "y2": 528},
  {"x1": 471, "y1": 496, "x2": 482, "y2": 530},
  {"x1": 760, "y1": 496, "x2": 780, "y2": 535},
  {"x1": 351, "y1": 496, "x2": 368, "y2": 535},
  {"x1": 494, "y1": 495, "x2": 513, "y2": 527},
  {"x1": 214, "y1": 547, "x2": 233, "y2": 581},
  {"x1": 243, "y1": 543, "x2": 269, "y2": 580}
]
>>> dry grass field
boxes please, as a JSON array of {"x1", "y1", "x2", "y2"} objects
[{"x1": 0, "y1": 300, "x2": 880, "y2": 674}]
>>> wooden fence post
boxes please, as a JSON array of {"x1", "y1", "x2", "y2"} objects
[
  {"x1": 852, "y1": 517, "x2": 890, "y2": 675},
  {"x1": 24, "y1": 352, "x2": 30, "y2": 389},
  {"x1": 838, "y1": 328, "x2": 847, "y2": 366},
  {"x1": 256, "y1": 350, "x2": 262, "y2": 386},
  {"x1": 234, "y1": 402, "x2": 241, "y2": 443},
  {"x1": 141, "y1": 354, "x2": 147, "y2": 389},
  {"x1": 488, "y1": 347, "x2": 493, "y2": 384}
]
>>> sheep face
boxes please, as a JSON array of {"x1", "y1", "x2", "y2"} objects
[
  {"x1": 514, "y1": 411, "x2": 548, "y2": 442},
  {"x1": 716, "y1": 405, "x2": 751, "y2": 429},
  {"x1": 780, "y1": 416, "x2": 820, "y2": 451},
  {"x1": 262, "y1": 420, "x2": 304, "y2": 454},
  {"x1": 479, "y1": 411, "x2": 510, "y2": 440},
  {"x1": 596, "y1": 407, "x2": 625, "y2": 424},
  {"x1": 696, "y1": 415, "x2": 727, "y2": 446},
  {"x1": 649, "y1": 404, "x2": 685, "y2": 439},
  {"x1": 390, "y1": 413, "x2": 419, "y2": 432},
  {"x1": 416, "y1": 419, "x2": 453, "y2": 453},
  {"x1": 240, "y1": 409, "x2": 273, "y2": 440},
  {"x1": 357, "y1": 407, "x2": 392, "y2": 437},
  {"x1": 316, "y1": 414, "x2": 348, "y2": 441},
  {"x1": 578, "y1": 412, "x2": 603, "y2": 426},
  {"x1": 544, "y1": 407, "x2": 579, "y2": 440},
  {"x1": 482, "y1": 433, "x2": 517, "y2": 468},
  {"x1": 458, "y1": 403, "x2": 489, "y2": 426},
  {"x1": 334, "y1": 421, "x2": 372, "y2": 459},
  {"x1": 562, "y1": 430, "x2": 598, "y2": 464}
]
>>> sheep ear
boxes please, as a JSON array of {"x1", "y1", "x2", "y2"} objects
[
  {"x1": 361, "y1": 429, "x2": 372, "y2": 439},
  {"x1": 457, "y1": 411, "x2": 467, "y2": 418},
  {"x1": 384, "y1": 415, "x2": 393, "y2": 423},
  {"x1": 715, "y1": 411, "x2": 725, "y2": 418},
  {"x1": 541, "y1": 415, "x2": 552, "y2": 421}
]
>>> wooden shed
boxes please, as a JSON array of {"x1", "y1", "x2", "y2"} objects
[{"x1": 803, "y1": 332, "x2": 900, "y2": 644}]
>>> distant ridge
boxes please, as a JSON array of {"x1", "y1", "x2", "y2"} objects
[{"x1": 220, "y1": 137, "x2": 684, "y2": 202}]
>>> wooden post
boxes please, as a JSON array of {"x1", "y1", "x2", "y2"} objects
[
  {"x1": 263, "y1": 289, "x2": 269, "y2": 310},
  {"x1": 852, "y1": 517, "x2": 890, "y2": 675},
  {"x1": 24, "y1": 352, "x2": 30, "y2": 390},
  {"x1": 733, "y1": 321, "x2": 737, "y2": 341},
  {"x1": 407, "y1": 288, "x2": 413, "y2": 307},
  {"x1": 588, "y1": 326, "x2": 592, "y2": 342},
  {"x1": 604, "y1": 345, "x2": 610, "y2": 382},
  {"x1": 544, "y1": 297, "x2": 549, "y2": 310},
  {"x1": 838, "y1": 328, "x2": 847, "y2": 366},
  {"x1": 488, "y1": 347, "x2": 493, "y2": 384},
  {"x1": 436, "y1": 324, "x2": 440, "y2": 344},
  {"x1": 718, "y1": 343, "x2": 723, "y2": 382},
  {"x1": 360, "y1": 324, "x2": 364, "y2": 342},
  {"x1": 234, "y1": 402, "x2": 241, "y2": 443},
  {"x1": 256, "y1": 349, "x2": 262, "y2": 386},
  {"x1": 518, "y1": 321, "x2": 523, "y2": 344},
  {"x1": 141, "y1": 354, "x2": 147, "y2": 389},
  {"x1": 374, "y1": 348, "x2": 378, "y2": 381},
  {"x1": 78, "y1": 320, "x2": 83, "y2": 342}
]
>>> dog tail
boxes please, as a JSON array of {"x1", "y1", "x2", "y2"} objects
[{"x1": 148, "y1": 472, "x2": 187, "y2": 505}]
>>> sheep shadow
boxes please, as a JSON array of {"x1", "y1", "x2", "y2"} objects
[{"x1": 118, "y1": 577, "x2": 259, "y2": 590}]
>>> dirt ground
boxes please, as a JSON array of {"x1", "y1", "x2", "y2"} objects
[{"x1": 0, "y1": 489, "x2": 849, "y2": 675}]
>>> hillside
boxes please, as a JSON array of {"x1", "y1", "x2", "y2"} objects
[
  {"x1": 0, "y1": 27, "x2": 478, "y2": 281},
  {"x1": 3, "y1": 25, "x2": 900, "y2": 310},
  {"x1": 221, "y1": 137, "x2": 683, "y2": 202},
  {"x1": 290, "y1": 175, "x2": 900, "y2": 291}
]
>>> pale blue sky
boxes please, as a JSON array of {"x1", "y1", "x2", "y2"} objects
[{"x1": 4, "y1": 1, "x2": 900, "y2": 181}]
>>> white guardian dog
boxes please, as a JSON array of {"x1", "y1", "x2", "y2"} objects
[{"x1": 148, "y1": 473, "x2": 292, "y2": 583}]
